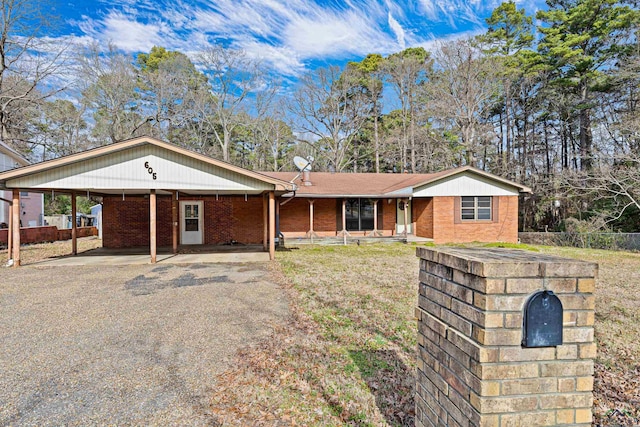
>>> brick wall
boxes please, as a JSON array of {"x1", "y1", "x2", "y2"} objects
[
  {"x1": 279, "y1": 198, "x2": 397, "y2": 237},
  {"x1": 414, "y1": 198, "x2": 434, "y2": 239},
  {"x1": 279, "y1": 198, "x2": 338, "y2": 234},
  {"x1": 381, "y1": 200, "x2": 396, "y2": 234},
  {"x1": 415, "y1": 247, "x2": 597, "y2": 427},
  {"x1": 103, "y1": 196, "x2": 153, "y2": 248},
  {"x1": 56, "y1": 227, "x2": 99, "y2": 241},
  {"x1": 0, "y1": 226, "x2": 97, "y2": 246},
  {"x1": 432, "y1": 196, "x2": 519, "y2": 244},
  {"x1": 102, "y1": 195, "x2": 265, "y2": 248}
]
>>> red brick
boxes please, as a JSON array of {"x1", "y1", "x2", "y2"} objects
[
  {"x1": 103, "y1": 195, "x2": 267, "y2": 248},
  {"x1": 432, "y1": 196, "x2": 519, "y2": 244}
]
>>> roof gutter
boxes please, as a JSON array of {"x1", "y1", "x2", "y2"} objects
[{"x1": 280, "y1": 190, "x2": 297, "y2": 206}]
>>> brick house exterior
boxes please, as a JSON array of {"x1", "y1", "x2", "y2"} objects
[
  {"x1": 264, "y1": 170, "x2": 529, "y2": 245},
  {"x1": 0, "y1": 137, "x2": 531, "y2": 265}
]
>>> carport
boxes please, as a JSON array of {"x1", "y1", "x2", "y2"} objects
[{"x1": 0, "y1": 137, "x2": 295, "y2": 267}]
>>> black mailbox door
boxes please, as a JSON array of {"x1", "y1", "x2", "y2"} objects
[{"x1": 522, "y1": 290, "x2": 563, "y2": 348}]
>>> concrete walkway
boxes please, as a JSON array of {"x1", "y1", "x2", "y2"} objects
[{"x1": 32, "y1": 245, "x2": 270, "y2": 266}]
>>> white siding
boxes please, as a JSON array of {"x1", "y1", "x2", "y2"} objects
[
  {"x1": 0, "y1": 151, "x2": 15, "y2": 224},
  {"x1": 413, "y1": 172, "x2": 520, "y2": 197},
  {"x1": 7, "y1": 145, "x2": 274, "y2": 192},
  {"x1": 0, "y1": 189, "x2": 8, "y2": 224},
  {"x1": 0, "y1": 152, "x2": 19, "y2": 172}
]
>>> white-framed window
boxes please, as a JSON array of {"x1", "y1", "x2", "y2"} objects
[{"x1": 461, "y1": 196, "x2": 492, "y2": 220}]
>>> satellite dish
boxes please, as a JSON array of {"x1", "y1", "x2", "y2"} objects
[{"x1": 293, "y1": 156, "x2": 312, "y2": 172}]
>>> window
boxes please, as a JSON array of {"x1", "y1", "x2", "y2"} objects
[
  {"x1": 345, "y1": 199, "x2": 377, "y2": 231},
  {"x1": 20, "y1": 191, "x2": 29, "y2": 197},
  {"x1": 461, "y1": 196, "x2": 492, "y2": 221}
]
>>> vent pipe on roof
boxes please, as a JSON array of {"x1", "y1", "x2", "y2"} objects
[{"x1": 302, "y1": 170, "x2": 312, "y2": 186}]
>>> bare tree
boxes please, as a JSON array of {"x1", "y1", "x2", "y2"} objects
[
  {"x1": 251, "y1": 101, "x2": 295, "y2": 171},
  {"x1": 78, "y1": 43, "x2": 142, "y2": 144},
  {"x1": 348, "y1": 54, "x2": 385, "y2": 172},
  {"x1": 198, "y1": 46, "x2": 264, "y2": 162},
  {"x1": 135, "y1": 46, "x2": 209, "y2": 145},
  {"x1": 383, "y1": 47, "x2": 432, "y2": 173},
  {"x1": 33, "y1": 99, "x2": 89, "y2": 159},
  {"x1": 289, "y1": 66, "x2": 371, "y2": 172},
  {"x1": 0, "y1": 0, "x2": 69, "y2": 153},
  {"x1": 563, "y1": 155, "x2": 640, "y2": 228},
  {"x1": 426, "y1": 39, "x2": 500, "y2": 167}
]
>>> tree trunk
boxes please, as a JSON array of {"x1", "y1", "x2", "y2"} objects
[
  {"x1": 579, "y1": 81, "x2": 592, "y2": 170},
  {"x1": 223, "y1": 127, "x2": 230, "y2": 162},
  {"x1": 374, "y1": 111, "x2": 380, "y2": 173}
]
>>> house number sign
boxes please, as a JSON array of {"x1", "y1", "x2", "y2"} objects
[{"x1": 144, "y1": 161, "x2": 157, "y2": 180}]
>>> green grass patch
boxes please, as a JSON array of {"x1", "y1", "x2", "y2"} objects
[{"x1": 481, "y1": 241, "x2": 540, "y2": 251}]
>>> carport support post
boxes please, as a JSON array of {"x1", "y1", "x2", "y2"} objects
[
  {"x1": 403, "y1": 199, "x2": 408, "y2": 238},
  {"x1": 268, "y1": 191, "x2": 275, "y2": 260},
  {"x1": 337, "y1": 198, "x2": 350, "y2": 245},
  {"x1": 71, "y1": 191, "x2": 77, "y2": 255},
  {"x1": 368, "y1": 199, "x2": 381, "y2": 237},
  {"x1": 11, "y1": 189, "x2": 20, "y2": 267},
  {"x1": 7, "y1": 200, "x2": 12, "y2": 262},
  {"x1": 150, "y1": 189, "x2": 157, "y2": 264},
  {"x1": 172, "y1": 191, "x2": 178, "y2": 254},
  {"x1": 262, "y1": 193, "x2": 268, "y2": 251}
]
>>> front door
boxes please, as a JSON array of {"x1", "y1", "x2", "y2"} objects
[
  {"x1": 180, "y1": 201, "x2": 203, "y2": 245},
  {"x1": 396, "y1": 199, "x2": 412, "y2": 234}
]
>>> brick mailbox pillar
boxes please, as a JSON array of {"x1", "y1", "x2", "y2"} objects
[{"x1": 415, "y1": 247, "x2": 597, "y2": 427}]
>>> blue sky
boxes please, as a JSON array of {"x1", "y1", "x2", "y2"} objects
[{"x1": 51, "y1": 0, "x2": 547, "y2": 78}]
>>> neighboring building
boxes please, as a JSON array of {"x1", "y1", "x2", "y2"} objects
[
  {"x1": 90, "y1": 204, "x2": 102, "y2": 238},
  {"x1": 0, "y1": 137, "x2": 531, "y2": 263},
  {"x1": 0, "y1": 141, "x2": 43, "y2": 228}
]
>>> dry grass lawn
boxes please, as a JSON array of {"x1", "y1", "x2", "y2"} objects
[
  {"x1": 210, "y1": 243, "x2": 640, "y2": 426},
  {"x1": 0, "y1": 236, "x2": 102, "y2": 266},
  {"x1": 3, "y1": 240, "x2": 638, "y2": 425}
]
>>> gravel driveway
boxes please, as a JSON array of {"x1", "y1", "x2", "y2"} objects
[{"x1": 0, "y1": 262, "x2": 289, "y2": 426}]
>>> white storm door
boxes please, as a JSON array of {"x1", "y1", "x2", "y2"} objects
[
  {"x1": 180, "y1": 201, "x2": 203, "y2": 245},
  {"x1": 396, "y1": 199, "x2": 412, "y2": 234}
]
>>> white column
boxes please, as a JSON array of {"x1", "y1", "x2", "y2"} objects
[
  {"x1": 12, "y1": 189, "x2": 20, "y2": 267},
  {"x1": 269, "y1": 191, "x2": 275, "y2": 260},
  {"x1": 150, "y1": 190, "x2": 157, "y2": 263}
]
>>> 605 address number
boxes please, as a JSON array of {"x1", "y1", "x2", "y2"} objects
[{"x1": 144, "y1": 161, "x2": 157, "y2": 180}]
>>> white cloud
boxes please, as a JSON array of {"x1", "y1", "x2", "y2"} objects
[
  {"x1": 416, "y1": 0, "x2": 505, "y2": 26},
  {"x1": 66, "y1": 0, "x2": 546, "y2": 77},
  {"x1": 77, "y1": 11, "x2": 167, "y2": 52},
  {"x1": 387, "y1": 12, "x2": 406, "y2": 49},
  {"x1": 237, "y1": 40, "x2": 305, "y2": 76}
]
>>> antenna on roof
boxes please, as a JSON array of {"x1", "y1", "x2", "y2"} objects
[
  {"x1": 293, "y1": 156, "x2": 312, "y2": 172},
  {"x1": 293, "y1": 156, "x2": 313, "y2": 186}
]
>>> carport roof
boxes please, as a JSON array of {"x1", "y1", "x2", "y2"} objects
[{"x1": 0, "y1": 137, "x2": 295, "y2": 195}]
